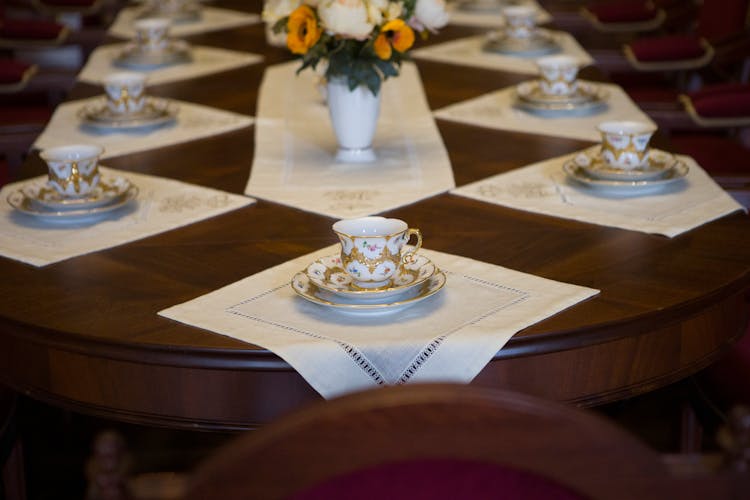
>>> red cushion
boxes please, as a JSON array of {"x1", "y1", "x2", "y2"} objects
[
  {"x1": 293, "y1": 459, "x2": 585, "y2": 500},
  {"x1": 0, "y1": 19, "x2": 64, "y2": 40},
  {"x1": 692, "y1": 92, "x2": 750, "y2": 118},
  {"x1": 688, "y1": 83, "x2": 750, "y2": 101},
  {"x1": 669, "y1": 134, "x2": 750, "y2": 174},
  {"x1": 697, "y1": 0, "x2": 750, "y2": 41},
  {"x1": 588, "y1": 0, "x2": 657, "y2": 23},
  {"x1": 0, "y1": 59, "x2": 33, "y2": 84},
  {"x1": 628, "y1": 34, "x2": 706, "y2": 62}
]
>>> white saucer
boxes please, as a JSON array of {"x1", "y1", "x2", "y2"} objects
[
  {"x1": 515, "y1": 81, "x2": 608, "y2": 116},
  {"x1": 137, "y1": 2, "x2": 202, "y2": 23},
  {"x1": 78, "y1": 98, "x2": 178, "y2": 131},
  {"x1": 114, "y1": 40, "x2": 192, "y2": 69},
  {"x1": 300, "y1": 253, "x2": 437, "y2": 302},
  {"x1": 21, "y1": 175, "x2": 134, "y2": 211},
  {"x1": 8, "y1": 181, "x2": 138, "y2": 221},
  {"x1": 563, "y1": 155, "x2": 689, "y2": 196},
  {"x1": 483, "y1": 29, "x2": 560, "y2": 56},
  {"x1": 291, "y1": 269, "x2": 446, "y2": 313},
  {"x1": 574, "y1": 148, "x2": 679, "y2": 182}
]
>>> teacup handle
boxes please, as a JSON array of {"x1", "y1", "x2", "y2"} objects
[{"x1": 401, "y1": 228, "x2": 422, "y2": 265}]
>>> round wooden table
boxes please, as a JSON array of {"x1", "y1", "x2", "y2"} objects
[{"x1": 1, "y1": 1, "x2": 749, "y2": 431}]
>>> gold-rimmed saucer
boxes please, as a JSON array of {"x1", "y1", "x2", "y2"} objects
[
  {"x1": 563, "y1": 155, "x2": 689, "y2": 196},
  {"x1": 114, "y1": 40, "x2": 192, "y2": 69},
  {"x1": 137, "y1": 2, "x2": 202, "y2": 23},
  {"x1": 22, "y1": 175, "x2": 134, "y2": 211},
  {"x1": 483, "y1": 29, "x2": 560, "y2": 56},
  {"x1": 291, "y1": 270, "x2": 446, "y2": 314},
  {"x1": 300, "y1": 253, "x2": 437, "y2": 302},
  {"x1": 574, "y1": 147, "x2": 679, "y2": 182},
  {"x1": 514, "y1": 80, "x2": 609, "y2": 116},
  {"x1": 8, "y1": 180, "x2": 138, "y2": 222},
  {"x1": 78, "y1": 97, "x2": 178, "y2": 131}
]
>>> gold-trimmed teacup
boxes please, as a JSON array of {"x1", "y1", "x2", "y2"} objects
[
  {"x1": 40, "y1": 144, "x2": 104, "y2": 198},
  {"x1": 597, "y1": 120, "x2": 657, "y2": 170},
  {"x1": 103, "y1": 72, "x2": 147, "y2": 115},
  {"x1": 133, "y1": 17, "x2": 171, "y2": 52},
  {"x1": 332, "y1": 216, "x2": 423, "y2": 289},
  {"x1": 503, "y1": 5, "x2": 537, "y2": 39},
  {"x1": 536, "y1": 54, "x2": 579, "y2": 97}
]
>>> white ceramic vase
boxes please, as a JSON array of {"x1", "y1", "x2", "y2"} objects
[{"x1": 326, "y1": 77, "x2": 381, "y2": 163}]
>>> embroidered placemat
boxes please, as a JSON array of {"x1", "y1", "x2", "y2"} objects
[
  {"x1": 433, "y1": 81, "x2": 654, "y2": 142},
  {"x1": 0, "y1": 168, "x2": 255, "y2": 266},
  {"x1": 245, "y1": 61, "x2": 455, "y2": 219},
  {"x1": 450, "y1": 149, "x2": 744, "y2": 237},
  {"x1": 412, "y1": 31, "x2": 593, "y2": 74},
  {"x1": 159, "y1": 245, "x2": 599, "y2": 398},
  {"x1": 77, "y1": 44, "x2": 263, "y2": 86},
  {"x1": 448, "y1": 0, "x2": 552, "y2": 28},
  {"x1": 34, "y1": 97, "x2": 253, "y2": 159},
  {"x1": 108, "y1": 6, "x2": 260, "y2": 39}
]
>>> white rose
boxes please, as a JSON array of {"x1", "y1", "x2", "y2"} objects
[
  {"x1": 318, "y1": 0, "x2": 375, "y2": 40},
  {"x1": 384, "y1": 1, "x2": 403, "y2": 21},
  {"x1": 261, "y1": 0, "x2": 302, "y2": 23},
  {"x1": 411, "y1": 0, "x2": 449, "y2": 32}
]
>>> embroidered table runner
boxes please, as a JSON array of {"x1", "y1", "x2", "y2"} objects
[
  {"x1": 433, "y1": 82, "x2": 654, "y2": 142},
  {"x1": 412, "y1": 32, "x2": 593, "y2": 74},
  {"x1": 34, "y1": 97, "x2": 253, "y2": 159},
  {"x1": 108, "y1": 6, "x2": 260, "y2": 39},
  {"x1": 245, "y1": 61, "x2": 455, "y2": 219},
  {"x1": 159, "y1": 245, "x2": 599, "y2": 398},
  {"x1": 77, "y1": 44, "x2": 263, "y2": 87},
  {"x1": 451, "y1": 149, "x2": 744, "y2": 237},
  {"x1": 448, "y1": 0, "x2": 552, "y2": 28},
  {"x1": 0, "y1": 168, "x2": 255, "y2": 266}
]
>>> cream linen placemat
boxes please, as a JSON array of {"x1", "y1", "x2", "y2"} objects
[
  {"x1": 448, "y1": 0, "x2": 552, "y2": 28},
  {"x1": 159, "y1": 245, "x2": 599, "y2": 398},
  {"x1": 245, "y1": 61, "x2": 455, "y2": 219},
  {"x1": 451, "y1": 148, "x2": 744, "y2": 237},
  {"x1": 0, "y1": 168, "x2": 255, "y2": 267},
  {"x1": 78, "y1": 44, "x2": 263, "y2": 86},
  {"x1": 412, "y1": 31, "x2": 593, "y2": 74},
  {"x1": 34, "y1": 97, "x2": 253, "y2": 160},
  {"x1": 433, "y1": 82, "x2": 654, "y2": 142},
  {"x1": 108, "y1": 6, "x2": 260, "y2": 39}
]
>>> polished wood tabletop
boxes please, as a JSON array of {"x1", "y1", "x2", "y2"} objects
[{"x1": 1, "y1": 0, "x2": 749, "y2": 431}]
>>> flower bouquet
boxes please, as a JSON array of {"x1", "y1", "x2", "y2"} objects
[{"x1": 263, "y1": 0, "x2": 450, "y2": 96}]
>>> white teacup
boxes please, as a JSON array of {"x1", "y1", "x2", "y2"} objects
[
  {"x1": 40, "y1": 144, "x2": 104, "y2": 198},
  {"x1": 597, "y1": 121, "x2": 657, "y2": 170},
  {"x1": 536, "y1": 55, "x2": 579, "y2": 96},
  {"x1": 503, "y1": 5, "x2": 537, "y2": 39},
  {"x1": 332, "y1": 216, "x2": 423, "y2": 289},
  {"x1": 134, "y1": 17, "x2": 171, "y2": 52},
  {"x1": 103, "y1": 72, "x2": 147, "y2": 115}
]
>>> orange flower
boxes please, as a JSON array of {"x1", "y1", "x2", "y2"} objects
[
  {"x1": 286, "y1": 5, "x2": 322, "y2": 55},
  {"x1": 374, "y1": 19, "x2": 415, "y2": 60}
]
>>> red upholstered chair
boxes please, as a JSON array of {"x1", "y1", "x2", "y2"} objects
[
  {"x1": 0, "y1": 17, "x2": 69, "y2": 48},
  {"x1": 582, "y1": 0, "x2": 667, "y2": 33},
  {"x1": 0, "y1": 58, "x2": 37, "y2": 92},
  {"x1": 623, "y1": 0, "x2": 750, "y2": 72},
  {"x1": 185, "y1": 384, "x2": 750, "y2": 500}
]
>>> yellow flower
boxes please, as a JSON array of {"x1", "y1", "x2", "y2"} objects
[
  {"x1": 373, "y1": 19, "x2": 415, "y2": 60},
  {"x1": 287, "y1": 5, "x2": 322, "y2": 55}
]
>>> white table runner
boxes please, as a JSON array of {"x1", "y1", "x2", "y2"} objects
[
  {"x1": 451, "y1": 149, "x2": 744, "y2": 237},
  {"x1": 108, "y1": 6, "x2": 260, "y2": 39},
  {"x1": 34, "y1": 97, "x2": 253, "y2": 160},
  {"x1": 434, "y1": 82, "x2": 654, "y2": 142},
  {"x1": 412, "y1": 32, "x2": 593, "y2": 74},
  {"x1": 159, "y1": 245, "x2": 599, "y2": 398},
  {"x1": 77, "y1": 44, "x2": 263, "y2": 87},
  {"x1": 245, "y1": 61, "x2": 455, "y2": 219},
  {"x1": 448, "y1": 0, "x2": 552, "y2": 28},
  {"x1": 0, "y1": 168, "x2": 255, "y2": 266}
]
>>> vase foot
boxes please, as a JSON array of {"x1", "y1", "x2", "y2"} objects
[{"x1": 335, "y1": 147, "x2": 376, "y2": 163}]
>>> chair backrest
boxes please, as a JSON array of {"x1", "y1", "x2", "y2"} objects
[
  {"x1": 184, "y1": 384, "x2": 746, "y2": 500},
  {"x1": 697, "y1": 0, "x2": 750, "y2": 41}
]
